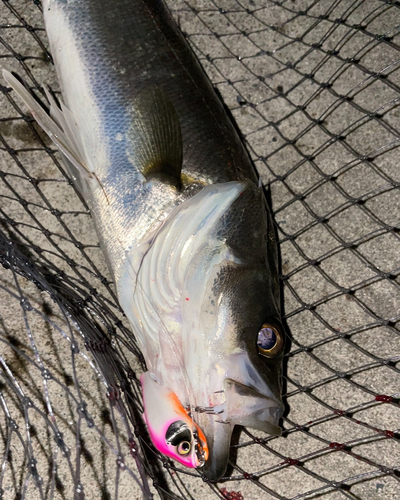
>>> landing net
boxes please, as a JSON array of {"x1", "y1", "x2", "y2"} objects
[{"x1": 0, "y1": 1, "x2": 399, "y2": 498}]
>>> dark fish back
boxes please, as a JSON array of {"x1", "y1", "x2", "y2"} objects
[{"x1": 63, "y1": 0, "x2": 257, "y2": 184}]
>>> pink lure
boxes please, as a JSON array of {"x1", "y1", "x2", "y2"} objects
[{"x1": 141, "y1": 372, "x2": 208, "y2": 468}]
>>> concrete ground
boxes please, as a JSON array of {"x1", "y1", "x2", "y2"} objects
[{"x1": 0, "y1": 0, "x2": 399, "y2": 499}]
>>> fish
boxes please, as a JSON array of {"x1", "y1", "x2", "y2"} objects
[{"x1": 3, "y1": 0, "x2": 285, "y2": 481}]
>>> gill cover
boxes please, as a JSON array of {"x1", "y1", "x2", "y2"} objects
[{"x1": 140, "y1": 372, "x2": 208, "y2": 467}]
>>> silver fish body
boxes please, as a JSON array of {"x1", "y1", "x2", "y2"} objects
[{"x1": 7, "y1": 0, "x2": 285, "y2": 480}]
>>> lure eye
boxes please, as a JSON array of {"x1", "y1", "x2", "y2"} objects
[
  {"x1": 257, "y1": 324, "x2": 283, "y2": 358},
  {"x1": 166, "y1": 421, "x2": 194, "y2": 458},
  {"x1": 177, "y1": 441, "x2": 191, "y2": 455},
  {"x1": 166, "y1": 420, "x2": 192, "y2": 443}
]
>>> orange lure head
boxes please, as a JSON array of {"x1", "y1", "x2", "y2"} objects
[{"x1": 140, "y1": 372, "x2": 208, "y2": 468}]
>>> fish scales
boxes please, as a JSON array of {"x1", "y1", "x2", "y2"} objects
[
  {"x1": 43, "y1": 0, "x2": 256, "y2": 283},
  {"x1": 4, "y1": 0, "x2": 285, "y2": 481},
  {"x1": 52, "y1": 0, "x2": 254, "y2": 181}
]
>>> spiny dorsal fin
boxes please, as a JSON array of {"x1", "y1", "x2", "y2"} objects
[
  {"x1": 129, "y1": 86, "x2": 182, "y2": 189},
  {"x1": 2, "y1": 69, "x2": 93, "y2": 185}
]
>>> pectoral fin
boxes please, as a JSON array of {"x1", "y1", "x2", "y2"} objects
[{"x1": 129, "y1": 86, "x2": 183, "y2": 188}]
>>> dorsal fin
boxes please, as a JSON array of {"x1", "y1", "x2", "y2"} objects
[
  {"x1": 2, "y1": 70, "x2": 93, "y2": 184},
  {"x1": 129, "y1": 86, "x2": 183, "y2": 189}
]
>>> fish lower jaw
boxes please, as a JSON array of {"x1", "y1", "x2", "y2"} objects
[
  {"x1": 190, "y1": 376, "x2": 283, "y2": 436},
  {"x1": 194, "y1": 396, "x2": 282, "y2": 430},
  {"x1": 195, "y1": 387, "x2": 283, "y2": 481}
]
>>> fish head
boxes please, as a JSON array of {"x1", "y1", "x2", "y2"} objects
[
  {"x1": 190, "y1": 277, "x2": 285, "y2": 480},
  {"x1": 135, "y1": 181, "x2": 284, "y2": 479},
  {"x1": 193, "y1": 321, "x2": 285, "y2": 480},
  {"x1": 141, "y1": 372, "x2": 209, "y2": 468},
  {"x1": 179, "y1": 181, "x2": 285, "y2": 480}
]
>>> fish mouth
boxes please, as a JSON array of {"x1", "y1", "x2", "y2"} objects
[{"x1": 196, "y1": 379, "x2": 284, "y2": 481}]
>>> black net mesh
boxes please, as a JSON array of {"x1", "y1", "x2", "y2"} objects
[{"x1": 0, "y1": 0, "x2": 399, "y2": 498}]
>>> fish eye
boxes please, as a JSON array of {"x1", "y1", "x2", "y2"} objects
[
  {"x1": 177, "y1": 440, "x2": 191, "y2": 455},
  {"x1": 257, "y1": 324, "x2": 283, "y2": 358}
]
